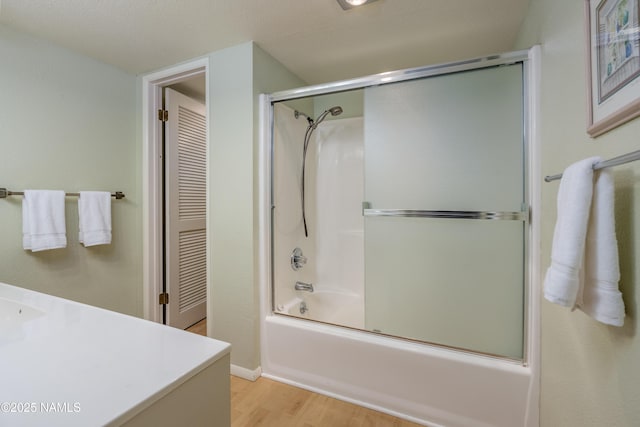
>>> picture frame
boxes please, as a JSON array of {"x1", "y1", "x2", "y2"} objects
[{"x1": 586, "y1": 0, "x2": 640, "y2": 137}]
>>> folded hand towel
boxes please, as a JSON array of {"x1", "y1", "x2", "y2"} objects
[
  {"x1": 578, "y1": 168, "x2": 625, "y2": 326},
  {"x1": 544, "y1": 157, "x2": 599, "y2": 308},
  {"x1": 544, "y1": 157, "x2": 625, "y2": 326},
  {"x1": 78, "y1": 191, "x2": 112, "y2": 247},
  {"x1": 22, "y1": 190, "x2": 67, "y2": 252}
]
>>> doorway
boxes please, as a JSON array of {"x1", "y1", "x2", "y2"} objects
[{"x1": 141, "y1": 59, "x2": 209, "y2": 331}]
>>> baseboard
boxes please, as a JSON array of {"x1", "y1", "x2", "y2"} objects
[{"x1": 230, "y1": 364, "x2": 262, "y2": 381}]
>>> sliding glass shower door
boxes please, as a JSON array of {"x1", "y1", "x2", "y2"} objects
[
  {"x1": 363, "y1": 64, "x2": 526, "y2": 359},
  {"x1": 269, "y1": 53, "x2": 530, "y2": 361}
]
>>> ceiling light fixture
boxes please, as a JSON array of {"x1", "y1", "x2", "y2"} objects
[{"x1": 336, "y1": 0, "x2": 379, "y2": 10}]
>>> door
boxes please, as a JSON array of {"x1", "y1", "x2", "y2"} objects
[
  {"x1": 363, "y1": 64, "x2": 526, "y2": 359},
  {"x1": 164, "y1": 88, "x2": 207, "y2": 329}
]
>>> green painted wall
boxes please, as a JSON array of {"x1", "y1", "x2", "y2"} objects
[
  {"x1": 207, "y1": 42, "x2": 256, "y2": 370},
  {"x1": 0, "y1": 24, "x2": 141, "y2": 316},
  {"x1": 516, "y1": 1, "x2": 640, "y2": 425},
  {"x1": 207, "y1": 42, "x2": 306, "y2": 370},
  {"x1": 0, "y1": 27, "x2": 306, "y2": 372}
]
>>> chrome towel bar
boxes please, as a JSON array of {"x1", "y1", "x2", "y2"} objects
[
  {"x1": 0, "y1": 188, "x2": 125, "y2": 199},
  {"x1": 544, "y1": 149, "x2": 640, "y2": 182}
]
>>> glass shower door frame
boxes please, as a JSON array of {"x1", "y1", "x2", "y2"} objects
[{"x1": 266, "y1": 48, "x2": 535, "y2": 365}]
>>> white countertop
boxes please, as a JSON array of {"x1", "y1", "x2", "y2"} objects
[{"x1": 0, "y1": 282, "x2": 231, "y2": 426}]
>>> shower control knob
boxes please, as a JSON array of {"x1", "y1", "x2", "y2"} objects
[{"x1": 291, "y1": 247, "x2": 307, "y2": 271}]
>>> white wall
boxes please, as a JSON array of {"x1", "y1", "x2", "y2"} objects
[
  {"x1": 516, "y1": 1, "x2": 640, "y2": 425},
  {"x1": 313, "y1": 118, "x2": 365, "y2": 300},
  {"x1": 0, "y1": 24, "x2": 141, "y2": 316}
]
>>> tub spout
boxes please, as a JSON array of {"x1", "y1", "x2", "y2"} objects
[{"x1": 294, "y1": 281, "x2": 314, "y2": 292}]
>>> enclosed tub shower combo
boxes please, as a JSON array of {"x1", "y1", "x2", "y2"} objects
[{"x1": 259, "y1": 48, "x2": 540, "y2": 427}]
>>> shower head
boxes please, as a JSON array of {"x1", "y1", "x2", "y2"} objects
[
  {"x1": 328, "y1": 106, "x2": 343, "y2": 116},
  {"x1": 311, "y1": 106, "x2": 343, "y2": 129}
]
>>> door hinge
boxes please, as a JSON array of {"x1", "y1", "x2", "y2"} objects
[
  {"x1": 158, "y1": 109, "x2": 168, "y2": 122},
  {"x1": 159, "y1": 292, "x2": 169, "y2": 305}
]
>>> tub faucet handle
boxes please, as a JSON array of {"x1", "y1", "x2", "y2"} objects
[{"x1": 291, "y1": 247, "x2": 307, "y2": 271}]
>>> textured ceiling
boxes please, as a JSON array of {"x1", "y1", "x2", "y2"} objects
[{"x1": 0, "y1": 0, "x2": 531, "y2": 84}]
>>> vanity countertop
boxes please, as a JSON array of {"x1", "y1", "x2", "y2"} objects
[{"x1": 0, "y1": 282, "x2": 231, "y2": 426}]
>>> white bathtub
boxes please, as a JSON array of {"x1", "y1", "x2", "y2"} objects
[
  {"x1": 262, "y1": 314, "x2": 534, "y2": 427},
  {"x1": 0, "y1": 282, "x2": 231, "y2": 426},
  {"x1": 276, "y1": 289, "x2": 364, "y2": 329}
]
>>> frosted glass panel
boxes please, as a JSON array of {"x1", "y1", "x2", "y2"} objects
[
  {"x1": 364, "y1": 65, "x2": 524, "y2": 212},
  {"x1": 364, "y1": 63, "x2": 525, "y2": 358},
  {"x1": 364, "y1": 218, "x2": 524, "y2": 359}
]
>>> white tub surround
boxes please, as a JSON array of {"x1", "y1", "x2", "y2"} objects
[
  {"x1": 0, "y1": 282, "x2": 231, "y2": 427},
  {"x1": 277, "y1": 290, "x2": 364, "y2": 328}
]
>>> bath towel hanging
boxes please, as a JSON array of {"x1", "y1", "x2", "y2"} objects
[
  {"x1": 544, "y1": 157, "x2": 625, "y2": 326},
  {"x1": 78, "y1": 191, "x2": 112, "y2": 246},
  {"x1": 579, "y1": 167, "x2": 625, "y2": 326},
  {"x1": 22, "y1": 190, "x2": 67, "y2": 252}
]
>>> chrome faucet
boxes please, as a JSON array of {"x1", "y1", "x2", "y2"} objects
[
  {"x1": 294, "y1": 281, "x2": 314, "y2": 292},
  {"x1": 291, "y1": 248, "x2": 307, "y2": 271}
]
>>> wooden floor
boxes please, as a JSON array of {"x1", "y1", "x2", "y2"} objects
[
  {"x1": 231, "y1": 376, "x2": 422, "y2": 427},
  {"x1": 186, "y1": 319, "x2": 421, "y2": 426},
  {"x1": 185, "y1": 318, "x2": 207, "y2": 336}
]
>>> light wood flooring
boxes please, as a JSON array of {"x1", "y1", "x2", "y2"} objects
[
  {"x1": 186, "y1": 317, "x2": 207, "y2": 336},
  {"x1": 185, "y1": 319, "x2": 422, "y2": 427},
  {"x1": 231, "y1": 376, "x2": 422, "y2": 427}
]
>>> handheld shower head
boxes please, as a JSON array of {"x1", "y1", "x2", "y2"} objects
[
  {"x1": 312, "y1": 106, "x2": 343, "y2": 129},
  {"x1": 329, "y1": 106, "x2": 343, "y2": 116},
  {"x1": 299, "y1": 105, "x2": 344, "y2": 238}
]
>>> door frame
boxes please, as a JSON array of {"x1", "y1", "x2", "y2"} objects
[{"x1": 141, "y1": 58, "x2": 209, "y2": 325}]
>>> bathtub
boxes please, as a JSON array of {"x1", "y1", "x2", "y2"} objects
[
  {"x1": 267, "y1": 286, "x2": 535, "y2": 426},
  {"x1": 276, "y1": 289, "x2": 364, "y2": 329},
  {"x1": 0, "y1": 282, "x2": 231, "y2": 426},
  {"x1": 262, "y1": 313, "x2": 534, "y2": 427}
]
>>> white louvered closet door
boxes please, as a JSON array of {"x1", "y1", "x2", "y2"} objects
[{"x1": 165, "y1": 88, "x2": 207, "y2": 330}]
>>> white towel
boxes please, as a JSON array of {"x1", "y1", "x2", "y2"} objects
[
  {"x1": 579, "y1": 168, "x2": 625, "y2": 326},
  {"x1": 78, "y1": 191, "x2": 112, "y2": 247},
  {"x1": 22, "y1": 190, "x2": 67, "y2": 252},
  {"x1": 544, "y1": 158, "x2": 597, "y2": 308},
  {"x1": 544, "y1": 157, "x2": 625, "y2": 326}
]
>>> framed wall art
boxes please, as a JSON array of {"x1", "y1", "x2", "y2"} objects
[{"x1": 586, "y1": 0, "x2": 640, "y2": 137}]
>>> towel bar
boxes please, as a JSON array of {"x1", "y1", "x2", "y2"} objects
[
  {"x1": 545, "y1": 149, "x2": 640, "y2": 182},
  {"x1": 0, "y1": 188, "x2": 125, "y2": 199}
]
